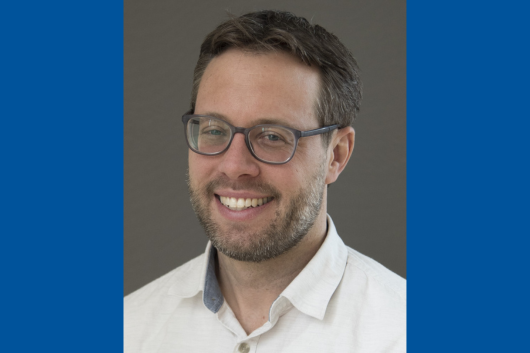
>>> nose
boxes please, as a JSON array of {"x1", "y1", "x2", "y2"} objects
[{"x1": 217, "y1": 133, "x2": 260, "y2": 180}]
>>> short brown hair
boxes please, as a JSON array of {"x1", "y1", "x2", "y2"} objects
[{"x1": 190, "y1": 10, "x2": 362, "y2": 145}]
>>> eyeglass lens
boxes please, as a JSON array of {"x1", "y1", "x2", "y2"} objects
[{"x1": 186, "y1": 116, "x2": 296, "y2": 163}]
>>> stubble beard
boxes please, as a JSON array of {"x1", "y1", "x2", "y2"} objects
[{"x1": 187, "y1": 166, "x2": 326, "y2": 263}]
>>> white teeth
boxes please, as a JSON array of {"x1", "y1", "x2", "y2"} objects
[{"x1": 219, "y1": 196, "x2": 273, "y2": 211}]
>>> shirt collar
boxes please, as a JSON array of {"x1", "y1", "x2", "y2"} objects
[
  {"x1": 202, "y1": 244, "x2": 224, "y2": 313},
  {"x1": 169, "y1": 215, "x2": 348, "y2": 320},
  {"x1": 167, "y1": 241, "x2": 224, "y2": 313},
  {"x1": 279, "y1": 215, "x2": 348, "y2": 320}
]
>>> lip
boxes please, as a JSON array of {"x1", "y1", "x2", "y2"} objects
[{"x1": 214, "y1": 194, "x2": 273, "y2": 222}]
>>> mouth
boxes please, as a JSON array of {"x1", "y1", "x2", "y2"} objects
[{"x1": 215, "y1": 194, "x2": 274, "y2": 211}]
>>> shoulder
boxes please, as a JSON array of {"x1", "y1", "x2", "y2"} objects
[
  {"x1": 327, "y1": 246, "x2": 406, "y2": 349},
  {"x1": 331, "y1": 244, "x2": 406, "y2": 323},
  {"x1": 124, "y1": 253, "x2": 206, "y2": 309},
  {"x1": 124, "y1": 253, "x2": 207, "y2": 351},
  {"x1": 343, "y1": 246, "x2": 406, "y2": 301}
]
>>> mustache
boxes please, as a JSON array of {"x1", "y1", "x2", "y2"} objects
[{"x1": 204, "y1": 176, "x2": 282, "y2": 200}]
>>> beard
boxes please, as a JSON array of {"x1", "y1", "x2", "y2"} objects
[{"x1": 187, "y1": 165, "x2": 326, "y2": 263}]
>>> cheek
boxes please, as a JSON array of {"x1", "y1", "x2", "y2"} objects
[
  {"x1": 266, "y1": 165, "x2": 308, "y2": 192},
  {"x1": 290, "y1": 144, "x2": 326, "y2": 172},
  {"x1": 188, "y1": 153, "x2": 209, "y2": 185}
]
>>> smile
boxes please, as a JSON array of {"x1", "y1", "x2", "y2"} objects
[{"x1": 216, "y1": 195, "x2": 274, "y2": 211}]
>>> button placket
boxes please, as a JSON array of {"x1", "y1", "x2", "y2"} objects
[
  {"x1": 237, "y1": 342, "x2": 250, "y2": 353},
  {"x1": 233, "y1": 337, "x2": 260, "y2": 353}
]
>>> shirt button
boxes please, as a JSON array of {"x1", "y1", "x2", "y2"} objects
[{"x1": 238, "y1": 342, "x2": 250, "y2": 353}]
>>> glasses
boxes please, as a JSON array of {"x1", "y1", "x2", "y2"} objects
[{"x1": 182, "y1": 114, "x2": 339, "y2": 165}]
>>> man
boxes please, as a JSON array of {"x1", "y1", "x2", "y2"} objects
[{"x1": 125, "y1": 10, "x2": 405, "y2": 352}]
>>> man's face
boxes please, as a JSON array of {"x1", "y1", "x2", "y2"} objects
[{"x1": 188, "y1": 49, "x2": 329, "y2": 262}]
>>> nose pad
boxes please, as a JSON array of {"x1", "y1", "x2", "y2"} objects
[
  {"x1": 225, "y1": 133, "x2": 254, "y2": 160},
  {"x1": 218, "y1": 133, "x2": 260, "y2": 179}
]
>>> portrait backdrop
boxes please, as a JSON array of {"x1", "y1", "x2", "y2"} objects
[{"x1": 124, "y1": 0, "x2": 406, "y2": 296}]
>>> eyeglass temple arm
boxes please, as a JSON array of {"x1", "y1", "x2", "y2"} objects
[{"x1": 300, "y1": 125, "x2": 339, "y2": 137}]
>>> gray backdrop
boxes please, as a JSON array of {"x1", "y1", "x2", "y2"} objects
[{"x1": 124, "y1": 0, "x2": 406, "y2": 296}]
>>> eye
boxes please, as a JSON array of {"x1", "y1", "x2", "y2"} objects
[
  {"x1": 250, "y1": 126, "x2": 295, "y2": 149},
  {"x1": 201, "y1": 126, "x2": 227, "y2": 136},
  {"x1": 265, "y1": 134, "x2": 281, "y2": 141},
  {"x1": 258, "y1": 133, "x2": 284, "y2": 143}
]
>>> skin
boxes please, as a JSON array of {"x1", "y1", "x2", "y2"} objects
[{"x1": 188, "y1": 49, "x2": 355, "y2": 334}]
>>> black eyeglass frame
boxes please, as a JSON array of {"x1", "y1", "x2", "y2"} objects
[{"x1": 182, "y1": 113, "x2": 339, "y2": 165}]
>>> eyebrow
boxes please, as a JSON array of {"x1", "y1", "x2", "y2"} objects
[{"x1": 200, "y1": 111, "x2": 300, "y2": 130}]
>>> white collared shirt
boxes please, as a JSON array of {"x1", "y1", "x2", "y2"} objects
[{"x1": 124, "y1": 216, "x2": 406, "y2": 352}]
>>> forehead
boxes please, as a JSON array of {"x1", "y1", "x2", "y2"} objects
[{"x1": 195, "y1": 49, "x2": 321, "y2": 129}]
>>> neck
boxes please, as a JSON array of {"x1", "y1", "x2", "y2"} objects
[{"x1": 216, "y1": 209, "x2": 328, "y2": 334}]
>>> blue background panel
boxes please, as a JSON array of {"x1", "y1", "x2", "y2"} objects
[
  {"x1": 408, "y1": 0, "x2": 529, "y2": 351},
  {"x1": 1, "y1": 1, "x2": 123, "y2": 351}
]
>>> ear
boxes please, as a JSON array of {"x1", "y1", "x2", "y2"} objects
[{"x1": 325, "y1": 127, "x2": 355, "y2": 185}]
